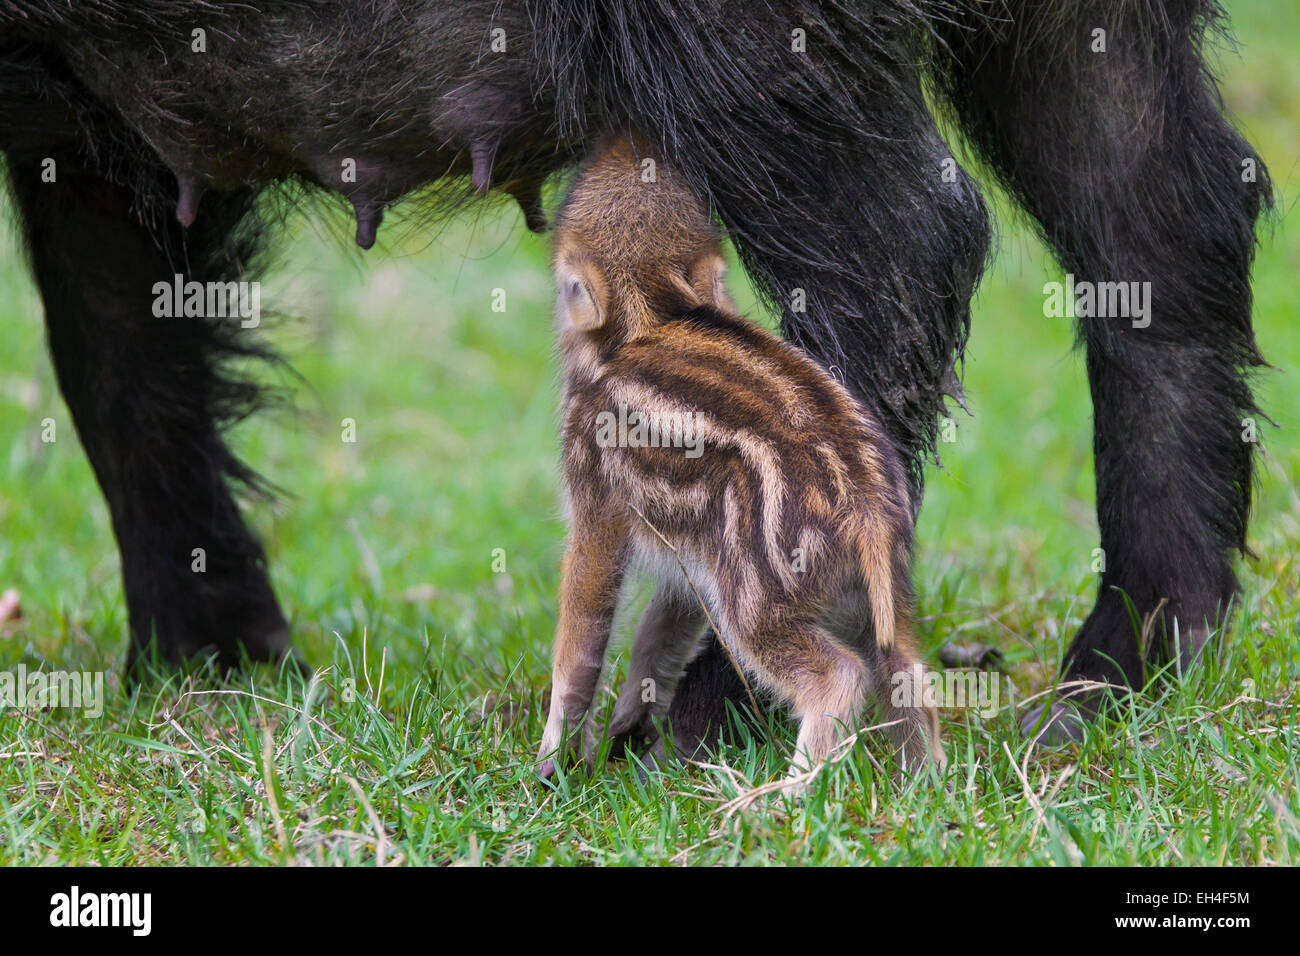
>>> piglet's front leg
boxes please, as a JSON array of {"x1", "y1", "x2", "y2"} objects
[{"x1": 538, "y1": 509, "x2": 629, "y2": 779}]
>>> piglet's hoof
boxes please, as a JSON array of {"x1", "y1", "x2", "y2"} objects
[
  {"x1": 1021, "y1": 699, "x2": 1087, "y2": 748},
  {"x1": 536, "y1": 745, "x2": 588, "y2": 782},
  {"x1": 629, "y1": 738, "x2": 674, "y2": 784}
]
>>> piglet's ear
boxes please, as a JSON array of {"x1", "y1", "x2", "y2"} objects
[
  {"x1": 558, "y1": 271, "x2": 605, "y2": 330},
  {"x1": 691, "y1": 254, "x2": 736, "y2": 314}
]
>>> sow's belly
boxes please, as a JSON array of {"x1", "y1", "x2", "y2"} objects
[{"x1": 52, "y1": 2, "x2": 557, "y2": 230}]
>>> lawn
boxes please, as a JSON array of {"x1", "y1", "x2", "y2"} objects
[{"x1": 0, "y1": 0, "x2": 1296, "y2": 865}]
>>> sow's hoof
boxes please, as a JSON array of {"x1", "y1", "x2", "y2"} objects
[{"x1": 1021, "y1": 699, "x2": 1088, "y2": 747}]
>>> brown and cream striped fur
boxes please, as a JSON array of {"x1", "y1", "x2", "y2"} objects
[{"x1": 538, "y1": 132, "x2": 944, "y2": 781}]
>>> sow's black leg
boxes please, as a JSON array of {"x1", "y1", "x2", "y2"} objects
[
  {"x1": 933, "y1": 1, "x2": 1271, "y2": 740},
  {"x1": 7, "y1": 152, "x2": 291, "y2": 671}
]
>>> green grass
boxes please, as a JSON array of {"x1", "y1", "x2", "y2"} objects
[{"x1": 0, "y1": 0, "x2": 1297, "y2": 865}]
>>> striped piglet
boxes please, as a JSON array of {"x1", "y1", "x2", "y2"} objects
[{"x1": 538, "y1": 132, "x2": 944, "y2": 781}]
